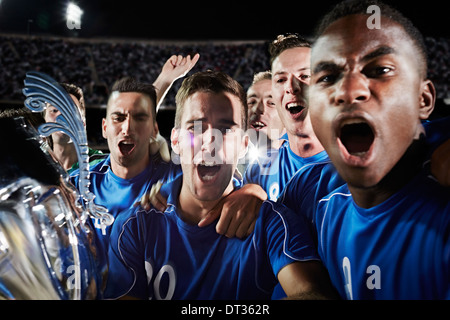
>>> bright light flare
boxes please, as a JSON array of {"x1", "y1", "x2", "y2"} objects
[{"x1": 66, "y1": 2, "x2": 83, "y2": 30}]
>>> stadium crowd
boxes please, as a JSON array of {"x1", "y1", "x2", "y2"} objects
[{"x1": 1, "y1": 34, "x2": 448, "y2": 106}]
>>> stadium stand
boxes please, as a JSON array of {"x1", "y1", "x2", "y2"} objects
[{"x1": 1, "y1": 34, "x2": 448, "y2": 150}]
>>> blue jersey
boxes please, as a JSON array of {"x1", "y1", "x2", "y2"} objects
[
  {"x1": 316, "y1": 171, "x2": 450, "y2": 300},
  {"x1": 244, "y1": 135, "x2": 329, "y2": 201},
  {"x1": 70, "y1": 154, "x2": 180, "y2": 265},
  {"x1": 278, "y1": 117, "x2": 450, "y2": 299},
  {"x1": 279, "y1": 160, "x2": 345, "y2": 242},
  {"x1": 104, "y1": 175, "x2": 319, "y2": 300},
  {"x1": 280, "y1": 116, "x2": 450, "y2": 227},
  {"x1": 422, "y1": 116, "x2": 450, "y2": 156}
]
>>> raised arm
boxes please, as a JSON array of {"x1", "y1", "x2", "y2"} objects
[{"x1": 152, "y1": 53, "x2": 200, "y2": 111}]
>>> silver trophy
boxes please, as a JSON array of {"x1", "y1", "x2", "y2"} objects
[
  {"x1": 22, "y1": 71, "x2": 114, "y2": 230},
  {"x1": 0, "y1": 71, "x2": 113, "y2": 299}
]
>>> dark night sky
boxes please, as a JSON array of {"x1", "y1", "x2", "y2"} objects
[{"x1": 0, "y1": 0, "x2": 448, "y2": 41}]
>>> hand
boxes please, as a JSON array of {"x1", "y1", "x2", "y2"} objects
[
  {"x1": 160, "y1": 53, "x2": 200, "y2": 83},
  {"x1": 153, "y1": 53, "x2": 200, "y2": 110},
  {"x1": 198, "y1": 184, "x2": 267, "y2": 239},
  {"x1": 134, "y1": 180, "x2": 167, "y2": 212},
  {"x1": 431, "y1": 138, "x2": 450, "y2": 186},
  {"x1": 149, "y1": 132, "x2": 171, "y2": 162}
]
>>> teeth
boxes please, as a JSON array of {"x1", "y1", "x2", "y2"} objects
[
  {"x1": 286, "y1": 102, "x2": 302, "y2": 109},
  {"x1": 252, "y1": 121, "x2": 265, "y2": 128},
  {"x1": 349, "y1": 151, "x2": 367, "y2": 156},
  {"x1": 202, "y1": 175, "x2": 215, "y2": 181},
  {"x1": 200, "y1": 161, "x2": 216, "y2": 166},
  {"x1": 340, "y1": 119, "x2": 366, "y2": 127}
]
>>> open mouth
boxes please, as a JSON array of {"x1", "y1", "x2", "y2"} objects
[
  {"x1": 339, "y1": 121, "x2": 375, "y2": 156},
  {"x1": 250, "y1": 121, "x2": 266, "y2": 130},
  {"x1": 286, "y1": 102, "x2": 305, "y2": 116},
  {"x1": 119, "y1": 141, "x2": 136, "y2": 155},
  {"x1": 286, "y1": 102, "x2": 305, "y2": 115},
  {"x1": 197, "y1": 162, "x2": 221, "y2": 182}
]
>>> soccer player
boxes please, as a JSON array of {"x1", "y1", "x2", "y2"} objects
[
  {"x1": 44, "y1": 83, "x2": 104, "y2": 174},
  {"x1": 246, "y1": 71, "x2": 285, "y2": 150},
  {"x1": 244, "y1": 34, "x2": 328, "y2": 201},
  {"x1": 242, "y1": 35, "x2": 328, "y2": 299},
  {"x1": 238, "y1": 71, "x2": 286, "y2": 175},
  {"x1": 305, "y1": 0, "x2": 449, "y2": 299},
  {"x1": 70, "y1": 76, "x2": 179, "y2": 270},
  {"x1": 104, "y1": 70, "x2": 338, "y2": 300}
]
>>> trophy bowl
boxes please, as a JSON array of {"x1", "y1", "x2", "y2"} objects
[{"x1": 0, "y1": 116, "x2": 102, "y2": 299}]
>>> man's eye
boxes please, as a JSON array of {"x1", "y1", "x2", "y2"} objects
[
  {"x1": 317, "y1": 74, "x2": 338, "y2": 84},
  {"x1": 300, "y1": 74, "x2": 311, "y2": 81},
  {"x1": 366, "y1": 66, "x2": 393, "y2": 77},
  {"x1": 112, "y1": 116, "x2": 125, "y2": 122},
  {"x1": 135, "y1": 116, "x2": 149, "y2": 122},
  {"x1": 220, "y1": 128, "x2": 235, "y2": 134}
]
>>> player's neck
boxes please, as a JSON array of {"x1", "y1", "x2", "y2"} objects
[
  {"x1": 52, "y1": 142, "x2": 78, "y2": 171},
  {"x1": 177, "y1": 184, "x2": 234, "y2": 226},
  {"x1": 287, "y1": 131, "x2": 324, "y2": 158},
  {"x1": 349, "y1": 137, "x2": 427, "y2": 209},
  {"x1": 110, "y1": 154, "x2": 150, "y2": 180}
]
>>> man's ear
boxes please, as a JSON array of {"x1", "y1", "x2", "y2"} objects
[
  {"x1": 238, "y1": 133, "x2": 249, "y2": 160},
  {"x1": 171, "y1": 128, "x2": 180, "y2": 155},
  {"x1": 419, "y1": 79, "x2": 436, "y2": 120},
  {"x1": 102, "y1": 118, "x2": 107, "y2": 139},
  {"x1": 152, "y1": 122, "x2": 160, "y2": 139}
]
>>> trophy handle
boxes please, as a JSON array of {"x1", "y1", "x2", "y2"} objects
[{"x1": 23, "y1": 71, "x2": 114, "y2": 229}]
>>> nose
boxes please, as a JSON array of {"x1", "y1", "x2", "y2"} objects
[
  {"x1": 285, "y1": 75, "x2": 301, "y2": 95},
  {"x1": 251, "y1": 100, "x2": 264, "y2": 116},
  {"x1": 200, "y1": 127, "x2": 222, "y2": 156},
  {"x1": 121, "y1": 116, "x2": 133, "y2": 135},
  {"x1": 335, "y1": 73, "x2": 370, "y2": 105}
]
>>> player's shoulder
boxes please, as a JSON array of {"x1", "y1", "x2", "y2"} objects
[
  {"x1": 112, "y1": 204, "x2": 167, "y2": 240},
  {"x1": 411, "y1": 172, "x2": 450, "y2": 213},
  {"x1": 70, "y1": 155, "x2": 109, "y2": 178},
  {"x1": 290, "y1": 160, "x2": 334, "y2": 184},
  {"x1": 258, "y1": 199, "x2": 307, "y2": 227},
  {"x1": 317, "y1": 184, "x2": 352, "y2": 208},
  {"x1": 282, "y1": 160, "x2": 338, "y2": 197}
]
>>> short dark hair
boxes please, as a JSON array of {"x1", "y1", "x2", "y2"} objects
[
  {"x1": 60, "y1": 82, "x2": 86, "y2": 119},
  {"x1": 268, "y1": 33, "x2": 311, "y2": 65},
  {"x1": 109, "y1": 76, "x2": 157, "y2": 122},
  {"x1": 314, "y1": 0, "x2": 428, "y2": 77},
  {"x1": 175, "y1": 70, "x2": 248, "y2": 131}
]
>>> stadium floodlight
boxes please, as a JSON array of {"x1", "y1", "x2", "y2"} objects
[{"x1": 66, "y1": 2, "x2": 83, "y2": 30}]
